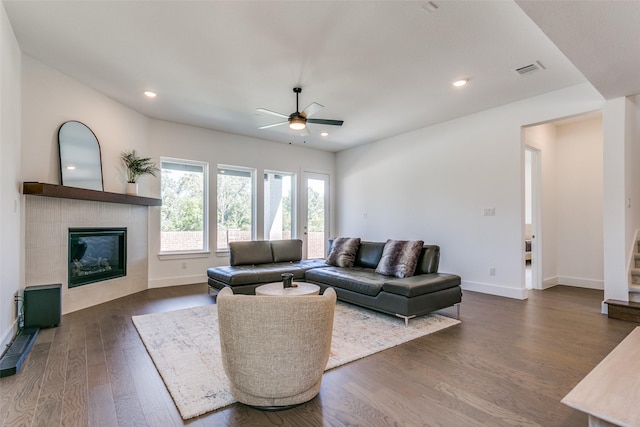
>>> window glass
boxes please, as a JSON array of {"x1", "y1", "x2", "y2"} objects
[
  {"x1": 306, "y1": 176, "x2": 328, "y2": 258},
  {"x1": 217, "y1": 166, "x2": 255, "y2": 251},
  {"x1": 160, "y1": 158, "x2": 208, "y2": 252},
  {"x1": 264, "y1": 171, "x2": 295, "y2": 240}
]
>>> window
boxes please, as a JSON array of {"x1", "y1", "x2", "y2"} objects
[
  {"x1": 160, "y1": 158, "x2": 208, "y2": 253},
  {"x1": 217, "y1": 165, "x2": 255, "y2": 251},
  {"x1": 264, "y1": 171, "x2": 295, "y2": 240}
]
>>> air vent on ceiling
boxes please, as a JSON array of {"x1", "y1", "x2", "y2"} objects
[
  {"x1": 422, "y1": 2, "x2": 438, "y2": 13},
  {"x1": 515, "y1": 61, "x2": 546, "y2": 75}
]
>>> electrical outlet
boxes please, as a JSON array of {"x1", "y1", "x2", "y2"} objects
[
  {"x1": 181, "y1": 261, "x2": 187, "y2": 269},
  {"x1": 483, "y1": 208, "x2": 496, "y2": 216},
  {"x1": 489, "y1": 267, "x2": 496, "y2": 276}
]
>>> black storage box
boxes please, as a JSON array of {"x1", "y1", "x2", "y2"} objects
[{"x1": 24, "y1": 283, "x2": 61, "y2": 328}]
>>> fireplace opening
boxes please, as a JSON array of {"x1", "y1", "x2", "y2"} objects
[{"x1": 68, "y1": 227, "x2": 126, "y2": 288}]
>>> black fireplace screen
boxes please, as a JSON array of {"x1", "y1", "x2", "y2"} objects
[{"x1": 68, "y1": 227, "x2": 126, "y2": 288}]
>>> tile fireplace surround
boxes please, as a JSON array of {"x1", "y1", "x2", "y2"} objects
[{"x1": 25, "y1": 196, "x2": 149, "y2": 314}]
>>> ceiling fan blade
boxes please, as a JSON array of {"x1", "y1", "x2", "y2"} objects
[
  {"x1": 256, "y1": 108, "x2": 289, "y2": 119},
  {"x1": 307, "y1": 118, "x2": 344, "y2": 126},
  {"x1": 258, "y1": 121, "x2": 288, "y2": 129},
  {"x1": 302, "y1": 102, "x2": 324, "y2": 118}
]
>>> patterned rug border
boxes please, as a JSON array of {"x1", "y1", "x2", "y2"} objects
[{"x1": 132, "y1": 301, "x2": 460, "y2": 419}]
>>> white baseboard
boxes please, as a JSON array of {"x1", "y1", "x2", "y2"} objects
[
  {"x1": 557, "y1": 276, "x2": 604, "y2": 290},
  {"x1": 148, "y1": 274, "x2": 207, "y2": 289},
  {"x1": 461, "y1": 281, "x2": 528, "y2": 300},
  {"x1": 542, "y1": 276, "x2": 558, "y2": 290}
]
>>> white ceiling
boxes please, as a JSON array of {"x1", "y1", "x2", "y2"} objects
[
  {"x1": 3, "y1": 1, "x2": 637, "y2": 152},
  {"x1": 516, "y1": 0, "x2": 640, "y2": 101}
]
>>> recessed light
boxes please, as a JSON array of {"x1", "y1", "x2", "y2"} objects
[
  {"x1": 144, "y1": 90, "x2": 157, "y2": 98},
  {"x1": 65, "y1": 165, "x2": 76, "y2": 170},
  {"x1": 453, "y1": 79, "x2": 468, "y2": 87},
  {"x1": 320, "y1": 132, "x2": 329, "y2": 137}
]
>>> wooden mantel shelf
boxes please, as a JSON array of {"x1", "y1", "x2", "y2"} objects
[{"x1": 23, "y1": 182, "x2": 162, "y2": 207}]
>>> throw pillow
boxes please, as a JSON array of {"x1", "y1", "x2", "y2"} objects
[
  {"x1": 375, "y1": 239, "x2": 424, "y2": 278},
  {"x1": 326, "y1": 237, "x2": 361, "y2": 268}
]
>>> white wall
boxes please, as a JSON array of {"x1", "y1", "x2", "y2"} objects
[
  {"x1": 627, "y1": 94, "x2": 640, "y2": 247},
  {"x1": 0, "y1": 1, "x2": 23, "y2": 349},
  {"x1": 627, "y1": 94, "x2": 640, "y2": 269},
  {"x1": 556, "y1": 116, "x2": 603, "y2": 289},
  {"x1": 147, "y1": 119, "x2": 336, "y2": 287},
  {"x1": 21, "y1": 56, "x2": 151, "y2": 194},
  {"x1": 336, "y1": 83, "x2": 604, "y2": 299},
  {"x1": 603, "y1": 98, "x2": 631, "y2": 303}
]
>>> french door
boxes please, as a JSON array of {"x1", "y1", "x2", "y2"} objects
[{"x1": 302, "y1": 172, "x2": 329, "y2": 259}]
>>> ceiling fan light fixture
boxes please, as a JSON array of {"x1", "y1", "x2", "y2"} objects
[
  {"x1": 289, "y1": 118, "x2": 306, "y2": 130},
  {"x1": 453, "y1": 78, "x2": 468, "y2": 87}
]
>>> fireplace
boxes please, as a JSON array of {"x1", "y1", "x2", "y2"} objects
[{"x1": 68, "y1": 227, "x2": 126, "y2": 288}]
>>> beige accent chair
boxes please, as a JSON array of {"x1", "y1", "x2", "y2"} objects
[{"x1": 217, "y1": 286, "x2": 336, "y2": 410}]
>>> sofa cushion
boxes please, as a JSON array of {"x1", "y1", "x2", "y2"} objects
[
  {"x1": 270, "y1": 239, "x2": 302, "y2": 263},
  {"x1": 354, "y1": 241, "x2": 385, "y2": 269},
  {"x1": 375, "y1": 239, "x2": 424, "y2": 278},
  {"x1": 414, "y1": 245, "x2": 440, "y2": 275},
  {"x1": 207, "y1": 265, "x2": 261, "y2": 285},
  {"x1": 229, "y1": 241, "x2": 273, "y2": 266},
  {"x1": 326, "y1": 237, "x2": 361, "y2": 268},
  {"x1": 208, "y1": 263, "x2": 310, "y2": 286},
  {"x1": 383, "y1": 273, "x2": 461, "y2": 297},
  {"x1": 305, "y1": 266, "x2": 384, "y2": 297}
]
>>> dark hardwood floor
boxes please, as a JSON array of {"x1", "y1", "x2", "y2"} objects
[{"x1": 1, "y1": 284, "x2": 636, "y2": 426}]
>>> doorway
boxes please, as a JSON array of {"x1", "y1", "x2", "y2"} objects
[
  {"x1": 302, "y1": 172, "x2": 329, "y2": 259},
  {"x1": 525, "y1": 146, "x2": 541, "y2": 290}
]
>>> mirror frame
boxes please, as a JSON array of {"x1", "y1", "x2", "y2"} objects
[{"x1": 58, "y1": 120, "x2": 104, "y2": 191}]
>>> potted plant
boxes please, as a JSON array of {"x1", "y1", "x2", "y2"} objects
[{"x1": 120, "y1": 150, "x2": 159, "y2": 195}]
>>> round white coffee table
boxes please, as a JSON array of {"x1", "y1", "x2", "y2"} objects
[{"x1": 255, "y1": 282, "x2": 320, "y2": 296}]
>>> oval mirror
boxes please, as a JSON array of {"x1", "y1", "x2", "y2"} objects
[{"x1": 58, "y1": 121, "x2": 104, "y2": 191}]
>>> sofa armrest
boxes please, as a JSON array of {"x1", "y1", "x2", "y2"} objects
[{"x1": 383, "y1": 273, "x2": 461, "y2": 298}]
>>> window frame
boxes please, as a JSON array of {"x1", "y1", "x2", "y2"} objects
[
  {"x1": 216, "y1": 164, "x2": 256, "y2": 253},
  {"x1": 159, "y1": 157, "x2": 209, "y2": 256}
]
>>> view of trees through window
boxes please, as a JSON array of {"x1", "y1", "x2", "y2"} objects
[
  {"x1": 307, "y1": 187, "x2": 325, "y2": 232},
  {"x1": 264, "y1": 172, "x2": 294, "y2": 240},
  {"x1": 160, "y1": 159, "x2": 207, "y2": 252},
  {"x1": 217, "y1": 166, "x2": 254, "y2": 250},
  {"x1": 160, "y1": 161, "x2": 327, "y2": 255},
  {"x1": 306, "y1": 177, "x2": 327, "y2": 258}
]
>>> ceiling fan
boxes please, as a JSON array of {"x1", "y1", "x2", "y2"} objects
[{"x1": 257, "y1": 87, "x2": 344, "y2": 134}]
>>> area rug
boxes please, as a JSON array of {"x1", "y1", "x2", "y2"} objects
[{"x1": 132, "y1": 302, "x2": 460, "y2": 420}]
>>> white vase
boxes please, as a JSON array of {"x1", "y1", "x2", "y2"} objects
[{"x1": 125, "y1": 182, "x2": 138, "y2": 195}]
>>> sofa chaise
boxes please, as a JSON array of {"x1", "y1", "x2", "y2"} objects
[{"x1": 305, "y1": 239, "x2": 462, "y2": 325}]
